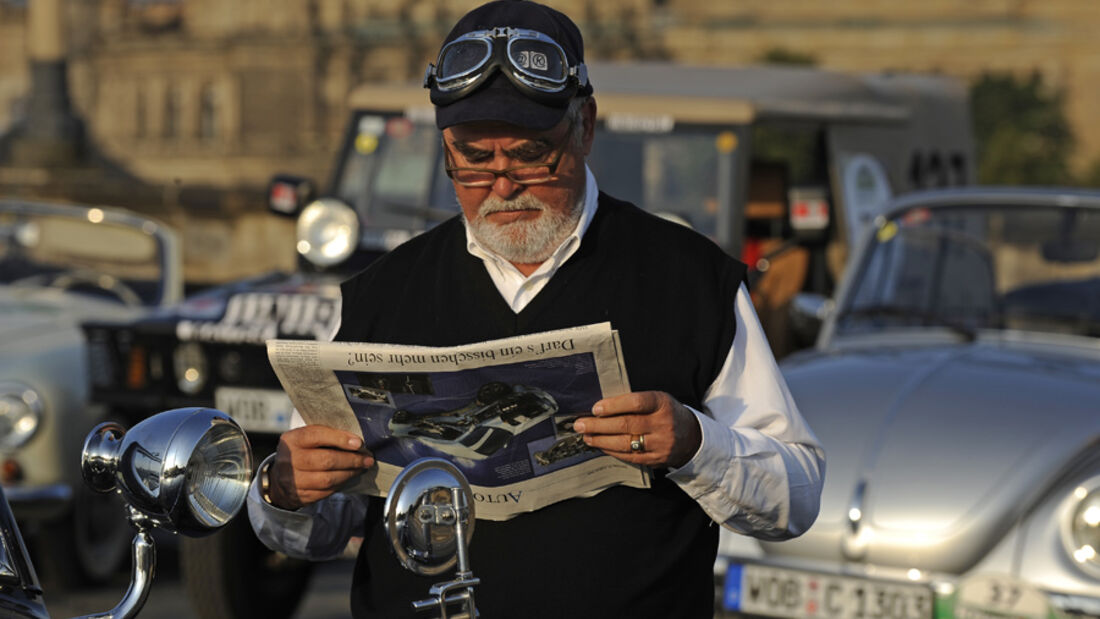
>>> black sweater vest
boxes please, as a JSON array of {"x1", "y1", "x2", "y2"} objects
[{"x1": 337, "y1": 193, "x2": 746, "y2": 618}]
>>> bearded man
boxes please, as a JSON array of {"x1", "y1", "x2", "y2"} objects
[{"x1": 248, "y1": 2, "x2": 824, "y2": 617}]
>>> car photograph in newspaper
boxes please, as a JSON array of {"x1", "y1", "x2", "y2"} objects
[{"x1": 266, "y1": 322, "x2": 650, "y2": 520}]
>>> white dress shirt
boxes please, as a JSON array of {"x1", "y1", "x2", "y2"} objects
[{"x1": 248, "y1": 166, "x2": 825, "y2": 559}]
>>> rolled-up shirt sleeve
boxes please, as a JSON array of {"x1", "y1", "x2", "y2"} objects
[
  {"x1": 667, "y1": 283, "x2": 825, "y2": 540},
  {"x1": 248, "y1": 411, "x2": 370, "y2": 561}
]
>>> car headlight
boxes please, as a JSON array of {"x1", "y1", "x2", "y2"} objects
[
  {"x1": 82, "y1": 407, "x2": 252, "y2": 536},
  {"x1": 1066, "y1": 483, "x2": 1100, "y2": 574},
  {"x1": 296, "y1": 198, "x2": 360, "y2": 267},
  {"x1": 174, "y1": 342, "x2": 207, "y2": 395},
  {"x1": 0, "y1": 382, "x2": 43, "y2": 449}
]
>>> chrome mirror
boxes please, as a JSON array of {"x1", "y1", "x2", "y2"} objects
[
  {"x1": 74, "y1": 407, "x2": 252, "y2": 619},
  {"x1": 385, "y1": 457, "x2": 479, "y2": 618}
]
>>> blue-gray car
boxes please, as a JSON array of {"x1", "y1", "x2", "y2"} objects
[
  {"x1": 720, "y1": 187, "x2": 1100, "y2": 619},
  {"x1": 0, "y1": 199, "x2": 181, "y2": 587}
]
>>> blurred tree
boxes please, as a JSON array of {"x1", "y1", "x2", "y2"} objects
[
  {"x1": 1079, "y1": 157, "x2": 1100, "y2": 188},
  {"x1": 757, "y1": 48, "x2": 817, "y2": 66},
  {"x1": 969, "y1": 71, "x2": 1075, "y2": 185}
]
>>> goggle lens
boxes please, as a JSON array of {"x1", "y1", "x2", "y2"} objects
[
  {"x1": 439, "y1": 40, "x2": 491, "y2": 79},
  {"x1": 427, "y1": 28, "x2": 586, "y2": 104},
  {"x1": 507, "y1": 39, "x2": 567, "y2": 83}
]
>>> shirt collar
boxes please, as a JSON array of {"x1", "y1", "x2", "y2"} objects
[{"x1": 463, "y1": 165, "x2": 599, "y2": 276}]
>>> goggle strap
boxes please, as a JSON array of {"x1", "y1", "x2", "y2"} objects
[{"x1": 571, "y1": 64, "x2": 589, "y2": 88}]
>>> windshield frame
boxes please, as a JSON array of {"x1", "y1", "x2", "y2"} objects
[
  {"x1": 588, "y1": 118, "x2": 746, "y2": 252},
  {"x1": 0, "y1": 200, "x2": 180, "y2": 308},
  {"x1": 821, "y1": 191, "x2": 1100, "y2": 349}
]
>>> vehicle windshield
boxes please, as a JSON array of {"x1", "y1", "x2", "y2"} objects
[
  {"x1": 333, "y1": 115, "x2": 733, "y2": 243},
  {"x1": 333, "y1": 113, "x2": 461, "y2": 235},
  {"x1": 0, "y1": 204, "x2": 167, "y2": 306},
  {"x1": 837, "y1": 202, "x2": 1100, "y2": 340},
  {"x1": 589, "y1": 125, "x2": 729, "y2": 239}
]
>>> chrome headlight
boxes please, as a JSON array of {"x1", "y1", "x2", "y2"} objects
[
  {"x1": 0, "y1": 383, "x2": 43, "y2": 449},
  {"x1": 296, "y1": 198, "x2": 360, "y2": 267},
  {"x1": 1066, "y1": 483, "x2": 1100, "y2": 575},
  {"x1": 174, "y1": 342, "x2": 207, "y2": 395},
  {"x1": 81, "y1": 408, "x2": 252, "y2": 536}
]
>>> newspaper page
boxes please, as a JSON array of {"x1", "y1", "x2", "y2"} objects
[{"x1": 266, "y1": 322, "x2": 650, "y2": 520}]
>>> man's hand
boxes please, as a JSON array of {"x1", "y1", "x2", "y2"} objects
[
  {"x1": 572, "y1": 391, "x2": 702, "y2": 469},
  {"x1": 267, "y1": 425, "x2": 375, "y2": 510}
]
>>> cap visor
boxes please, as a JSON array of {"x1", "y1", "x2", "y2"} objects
[{"x1": 435, "y1": 73, "x2": 569, "y2": 130}]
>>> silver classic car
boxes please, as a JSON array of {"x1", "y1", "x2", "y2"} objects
[
  {"x1": 719, "y1": 188, "x2": 1100, "y2": 618},
  {"x1": 0, "y1": 199, "x2": 181, "y2": 587}
]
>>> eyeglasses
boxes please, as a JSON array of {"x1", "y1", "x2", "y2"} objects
[
  {"x1": 443, "y1": 119, "x2": 575, "y2": 188},
  {"x1": 424, "y1": 27, "x2": 588, "y2": 105}
]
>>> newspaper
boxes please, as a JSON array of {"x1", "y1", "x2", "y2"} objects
[{"x1": 266, "y1": 322, "x2": 650, "y2": 520}]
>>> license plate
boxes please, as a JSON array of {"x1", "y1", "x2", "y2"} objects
[
  {"x1": 214, "y1": 387, "x2": 294, "y2": 433},
  {"x1": 724, "y1": 563, "x2": 934, "y2": 619}
]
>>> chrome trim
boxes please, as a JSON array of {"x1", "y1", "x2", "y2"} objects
[
  {"x1": 0, "y1": 381, "x2": 45, "y2": 449},
  {"x1": 81, "y1": 408, "x2": 252, "y2": 536},
  {"x1": 0, "y1": 198, "x2": 182, "y2": 306},
  {"x1": 73, "y1": 525, "x2": 155, "y2": 619},
  {"x1": 847, "y1": 478, "x2": 868, "y2": 533},
  {"x1": 1048, "y1": 591, "x2": 1100, "y2": 617}
]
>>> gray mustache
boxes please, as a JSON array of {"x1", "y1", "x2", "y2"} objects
[{"x1": 478, "y1": 195, "x2": 546, "y2": 217}]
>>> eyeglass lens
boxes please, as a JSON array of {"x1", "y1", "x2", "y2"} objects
[{"x1": 451, "y1": 166, "x2": 553, "y2": 186}]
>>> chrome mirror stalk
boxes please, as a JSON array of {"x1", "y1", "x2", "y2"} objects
[
  {"x1": 385, "y1": 458, "x2": 480, "y2": 618},
  {"x1": 72, "y1": 511, "x2": 154, "y2": 619}
]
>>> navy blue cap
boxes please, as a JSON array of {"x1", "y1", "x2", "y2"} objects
[{"x1": 433, "y1": 0, "x2": 593, "y2": 130}]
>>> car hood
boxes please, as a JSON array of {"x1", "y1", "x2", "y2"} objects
[
  {"x1": 768, "y1": 339, "x2": 1100, "y2": 574},
  {"x1": 113, "y1": 271, "x2": 344, "y2": 345},
  {"x1": 0, "y1": 286, "x2": 135, "y2": 346}
]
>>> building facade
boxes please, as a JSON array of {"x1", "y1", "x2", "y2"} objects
[
  {"x1": 3, "y1": 0, "x2": 1098, "y2": 188},
  {"x1": 1, "y1": 0, "x2": 1097, "y2": 281}
]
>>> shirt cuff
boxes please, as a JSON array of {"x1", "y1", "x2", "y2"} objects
[
  {"x1": 666, "y1": 405, "x2": 731, "y2": 497},
  {"x1": 246, "y1": 457, "x2": 317, "y2": 558}
]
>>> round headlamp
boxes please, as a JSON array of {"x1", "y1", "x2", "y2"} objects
[
  {"x1": 1066, "y1": 484, "x2": 1100, "y2": 575},
  {"x1": 174, "y1": 342, "x2": 208, "y2": 395},
  {"x1": 296, "y1": 198, "x2": 360, "y2": 267},
  {"x1": 0, "y1": 382, "x2": 43, "y2": 449},
  {"x1": 82, "y1": 408, "x2": 252, "y2": 536}
]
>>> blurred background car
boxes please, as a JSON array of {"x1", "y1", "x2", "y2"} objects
[
  {"x1": 0, "y1": 198, "x2": 181, "y2": 588},
  {"x1": 718, "y1": 187, "x2": 1100, "y2": 618}
]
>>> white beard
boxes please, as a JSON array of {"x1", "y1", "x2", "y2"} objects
[{"x1": 467, "y1": 192, "x2": 582, "y2": 265}]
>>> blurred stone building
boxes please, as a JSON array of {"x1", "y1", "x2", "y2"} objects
[{"x1": 0, "y1": 0, "x2": 1098, "y2": 280}]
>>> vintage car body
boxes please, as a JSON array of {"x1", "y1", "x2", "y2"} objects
[
  {"x1": 719, "y1": 187, "x2": 1100, "y2": 619},
  {"x1": 0, "y1": 199, "x2": 181, "y2": 588},
  {"x1": 0, "y1": 485, "x2": 47, "y2": 619},
  {"x1": 82, "y1": 63, "x2": 975, "y2": 618}
]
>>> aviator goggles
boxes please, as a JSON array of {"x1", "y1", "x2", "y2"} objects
[{"x1": 425, "y1": 27, "x2": 589, "y2": 105}]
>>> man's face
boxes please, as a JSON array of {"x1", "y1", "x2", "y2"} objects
[{"x1": 443, "y1": 98, "x2": 596, "y2": 267}]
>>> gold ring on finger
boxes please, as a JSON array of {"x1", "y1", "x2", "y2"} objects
[{"x1": 629, "y1": 434, "x2": 646, "y2": 453}]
